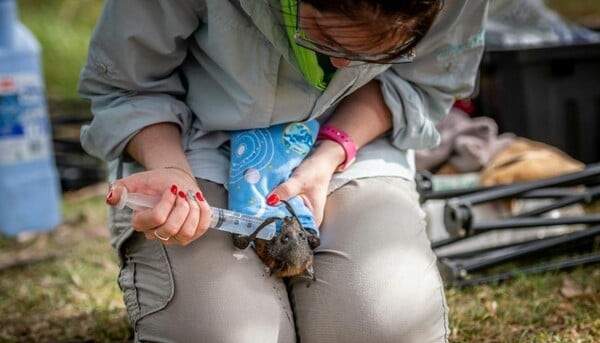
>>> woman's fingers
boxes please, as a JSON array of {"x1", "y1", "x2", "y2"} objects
[
  {"x1": 267, "y1": 176, "x2": 326, "y2": 224},
  {"x1": 267, "y1": 169, "x2": 331, "y2": 226},
  {"x1": 131, "y1": 185, "x2": 178, "y2": 233},
  {"x1": 194, "y1": 192, "x2": 211, "y2": 240},
  {"x1": 105, "y1": 182, "x2": 123, "y2": 206},
  {"x1": 109, "y1": 170, "x2": 213, "y2": 245},
  {"x1": 132, "y1": 187, "x2": 212, "y2": 246},
  {"x1": 268, "y1": 177, "x2": 303, "y2": 206},
  {"x1": 150, "y1": 190, "x2": 190, "y2": 241},
  {"x1": 307, "y1": 191, "x2": 326, "y2": 226},
  {"x1": 171, "y1": 191, "x2": 201, "y2": 245}
]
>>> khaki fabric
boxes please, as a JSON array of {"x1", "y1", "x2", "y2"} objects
[{"x1": 116, "y1": 177, "x2": 448, "y2": 343}]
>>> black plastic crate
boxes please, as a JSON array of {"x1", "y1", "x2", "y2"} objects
[{"x1": 476, "y1": 43, "x2": 600, "y2": 163}]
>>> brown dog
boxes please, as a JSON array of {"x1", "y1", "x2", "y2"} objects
[{"x1": 480, "y1": 137, "x2": 584, "y2": 186}]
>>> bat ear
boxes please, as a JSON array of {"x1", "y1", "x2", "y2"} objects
[
  {"x1": 280, "y1": 200, "x2": 297, "y2": 217},
  {"x1": 250, "y1": 216, "x2": 280, "y2": 239},
  {"x1": 307, "y1": 232, "x2": 321, "y2": 249},
  {"x1": 232, "y1": 234, "x2": 251, "y2": 249},
  {"x1": 281, "y1": 199, "x2": 305, "y2": 229}
]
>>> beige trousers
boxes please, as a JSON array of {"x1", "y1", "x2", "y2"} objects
[{"x1": 115, "y1": 177, "x2": 448, "y2": 343}]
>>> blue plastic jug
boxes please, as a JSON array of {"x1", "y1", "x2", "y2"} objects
[{"x1": 0, "y1": 0, "x2": 62, "y2": 236}]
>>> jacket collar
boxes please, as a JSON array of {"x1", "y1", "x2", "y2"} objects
[
  {"x1": 238, "y1": 0, "x2": 299, "y2": 70},
  {"x1": 237, "y1": 0, "x2": 391, "y2": 116}
]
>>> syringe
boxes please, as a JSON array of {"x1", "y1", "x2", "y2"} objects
[{"x1": 115, "y1": 188, "x2": 276, "y2": 240}]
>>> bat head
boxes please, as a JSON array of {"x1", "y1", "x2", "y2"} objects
[{"x1": 232, "y1": 200, "x2": 320, "y2": 280}]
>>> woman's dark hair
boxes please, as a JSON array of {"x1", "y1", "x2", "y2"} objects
[
  {"x1": 304, "y1": 0, "x2": 443, "y2": 29},
  {"x1": 299, "y1": 0, "x2": 444, "y2": 61}
]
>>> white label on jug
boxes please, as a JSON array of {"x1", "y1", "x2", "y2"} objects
[{"x1": 0, "y1": 73, "x2": 52, "y2": 164}]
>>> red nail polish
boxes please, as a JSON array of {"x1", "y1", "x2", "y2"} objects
[
  {"x1": 178, "y1": 191, "x2": 186, "y2": 199},
  {"x1": 105, "y1": 191, "x2": 113, "y2": 203},
  {"x1": 170, "y1": 185, "x2": 178, "y2": 195},
  {"x1": 196, "y1": 192, "x2": 205, "y2": 202},
  {"x1": 267, "y1": 194, "x2": 280, "y2": 206}
]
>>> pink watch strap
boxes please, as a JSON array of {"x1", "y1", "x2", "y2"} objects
[{"x1": 317, "y1": 125, "x2": 357, "y2": 172}]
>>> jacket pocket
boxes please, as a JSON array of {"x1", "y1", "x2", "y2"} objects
[{"x1": 118, "y1": 233, "x2": 175, "y2": 325}]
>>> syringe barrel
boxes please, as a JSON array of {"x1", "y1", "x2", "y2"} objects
[
  {"x1": 209, "y1": 207, "x2": 275, "y2": 240},
  {"x1": 118, "y1": 190, "x2": 275, "y2": 240}
]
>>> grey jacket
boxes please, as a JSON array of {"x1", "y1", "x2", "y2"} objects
[{"x1": 79, "y1": 0, "x2": 488, "y2": 191}]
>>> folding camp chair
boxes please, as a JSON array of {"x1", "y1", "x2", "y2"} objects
[{"x1": 418, "y1": 163, "x2": 600, "y2": 287}]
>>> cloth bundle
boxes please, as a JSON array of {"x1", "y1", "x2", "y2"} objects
[
  {"x1": 228, "y1": 120, "x2": 320, "y2": 235},
  {"x1": 415, "y1": 108, "x2": 515, "y2": 173}
]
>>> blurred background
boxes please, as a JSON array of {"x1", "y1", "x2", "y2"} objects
[
  {"x1": 1, "y1": 0, "x2": 600, "y2": 342},
  {"x1": 24, "y1": 0, "x2": 600, "y2": 192},
  {"x1": 26, "y1": 0, "x2": 600, "y2": 99}
]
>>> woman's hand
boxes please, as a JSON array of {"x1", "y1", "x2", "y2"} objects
[
  {"x1": 267, "y1": 140, "x2": 345, "y2": 226},
  {"x1": 270, "y1": 81, "x2": 392, "y2": 226},
  {"x1": 105, "y1": 168, "x2": 212, "y2": 246}
]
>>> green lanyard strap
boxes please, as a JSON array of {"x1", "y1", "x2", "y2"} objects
[{"x1": 280, "y1": 0, "x2": 327, "y2": 91}]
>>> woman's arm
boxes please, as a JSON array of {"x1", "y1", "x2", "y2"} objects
[
  {"x1": 315, "y1": 79, "x2": 392, "y2": 165},
  {"x1": 269, "y1": 2, "x2": 488, "y2": 227},
  {"x1": 126, "y1": 123, "x2": 192, "y2": 176},
  {"x1": 80, "y1": 1, "x2": 212, "y2": 246},
  {"x1": 268, "y1": 80, "x2": 392, "y2": 226},
  {"x1": 376, "y1": 1, "x2": 488, "y2": 150},
  {"x1": 79, "y1": 0, "x2": 203, "y2": 162}
]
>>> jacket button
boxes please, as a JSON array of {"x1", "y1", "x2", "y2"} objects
[
  {"x1": 445, "y1": 61, "x2": 458, "y2": 72},
  {"x1": 95, "y1": 63, "x2": 108, "y2": 74}
]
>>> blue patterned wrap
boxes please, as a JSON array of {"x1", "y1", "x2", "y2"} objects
[{"x1": 228, "y1": 120, "x2": 319, "y2": 235}]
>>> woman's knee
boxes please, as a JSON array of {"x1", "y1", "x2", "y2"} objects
[
  {"x1": 290, "y1": 177, "x2": 448, "y2": 342},
  {"x1": 122, "y1": 229, "x2": 296, "y2": 342},
  {"x1": 291, "y1": 249, "x2": 448, "y2": 342}
]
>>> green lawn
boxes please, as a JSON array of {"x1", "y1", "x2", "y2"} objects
[
  {"x1": 0, "y1": 187, "x2": 131, "y2": 342},
  {"x1": 17, "y1": 0, "x2": 103, "y2": 99}
]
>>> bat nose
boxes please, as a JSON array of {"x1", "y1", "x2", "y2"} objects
[
  {"x1": 280, "y1": 230, "x2": 306, "y2": 244},
  {"x1": 282, "y1": 231, "x2": 296, "y2": 244},
  {"x1": 280, "y1": 232, "x2": 291, "y2": 244}
]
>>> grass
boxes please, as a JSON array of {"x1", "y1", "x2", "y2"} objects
[
  {"x1": 0, "y1": 186, "x2": 131, "y2": 343},
  {"x1": 448, "y1": 270, "x2": 600, "y2": 342},
  {"x1": 17, "y1": 0, "x2": 103, "y2": 99}
]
